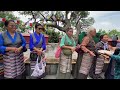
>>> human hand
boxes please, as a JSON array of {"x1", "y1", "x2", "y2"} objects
[
  {"x1": 89, "y1": 51, "x2": 96, "y2": 57},
  {"x1": 101, "y1": 54, "x2": 109, "y2": 58},
  {"x1": 15, "y1": 47, "x2": 22, "y2": 53},
  {"x1": 10, "y1": 47, "x2": 17, "y2": 52},
  {"x1": 37, "y1": 50, "x2": 42, "y2": 56},
  {"x1": 76, "y1": 44, "x2": 80, "y2": 49},
  {"x1": 71, "y1": 47, "x2": 76, "y2": 53}
]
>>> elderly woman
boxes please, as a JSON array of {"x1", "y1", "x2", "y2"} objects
[
  {"x1": 56, "y1": 27, "x2": 76, "y2": 79},
  {"x1": 0, "y1": 20, "x2": 26, "y2": 79},
  {"x1": 89, "y1": 34, "x2": 109, "y2": 79},
  {"x1": 29, "y1": 23, "x2": 46, "y2": 79},
  {"x1": 74, "y1": 26, "x2": 96, "y2": 79}
]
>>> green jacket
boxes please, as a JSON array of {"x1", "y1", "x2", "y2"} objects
[{"x1": 111, "y1": 54, "x2": 120, "y2": 79}]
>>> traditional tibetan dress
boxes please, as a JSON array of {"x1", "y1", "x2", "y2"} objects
[
  {"x1": 29, "y1": 32, "x2": 46, "y2": 79},
  {"x1": 56, "y1": 34, "x2": 76, "y2": 79},
  {"x1": 0, "y1": 31, "x2": 26, "y2": 79}
]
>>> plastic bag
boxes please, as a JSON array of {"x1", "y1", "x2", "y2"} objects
[
  {"x1": 31, "y1": 56, "x2": 46, "y2": 77},
  {"x1": 55, "y1": 45, "x2": 61, "y2": 58}
]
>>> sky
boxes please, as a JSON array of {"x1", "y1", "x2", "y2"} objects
[
  {"x1": 89, "y1": 11, "x2": 120, "y2": 31},
  {"x1": 13, "y1": 11, "x2": 120, "y2": 32}
]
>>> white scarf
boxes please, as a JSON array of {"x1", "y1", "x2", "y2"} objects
[{"x1": 101, "y1": 41, "x2": 108, "y2": 50}]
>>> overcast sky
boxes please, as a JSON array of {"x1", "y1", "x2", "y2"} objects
[{"x1": 13, "y1": 11, "x2": 120, "y2": 32}]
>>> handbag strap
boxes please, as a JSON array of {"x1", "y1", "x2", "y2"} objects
[
  {"x1": 36, "y1": 55, "x2": 43, "y2": 64},
  {"x1": 36, "y1": 56, "x2": 39, "y2": 64}
]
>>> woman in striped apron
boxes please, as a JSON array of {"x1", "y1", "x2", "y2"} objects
[
  {"x1": 0, "y1": 20, "x2": 26, "y2": 79},
  {"x1": 77, "y1": 26, "x2": 96, "y2": 79},
  {"x1": 29, "y1": 23, "x2": 46, "y2": 79},
  {"x1": 89, "y1": 34, "x2": 109, "y2": 79},
  {"x1": 56, "y1": 27, "x2": 76, "y2": 79}
]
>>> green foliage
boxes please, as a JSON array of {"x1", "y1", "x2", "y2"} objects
[
  {"x1": 45, "y1": 29, "x2": 61, "y2": 43},
  {"x1": 108, "y1": 29, "x2": 120, "y2": 38},
  {"x1": 0, "y1": 12, "x2": 19, "y2": 31},
  {"x1": 97, "y1": 29, "x2": 120, "y2": 39},
  {"x1": 97, "y1": 29, "x2": 107, "y2": 35},
  {"x1": 0, "y1": 11, "x2": 26, "y2": 32},
  {"x1": 78, "y1": 32, "x2": 100, "y2": 44}
]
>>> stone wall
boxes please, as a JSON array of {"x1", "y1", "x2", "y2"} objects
[
  {"x1": 45, "y1": 43, "x2": 77, "y2": 61},
  {"x1": 24, "y1": 43, "x2": 78, "y2": 75}
]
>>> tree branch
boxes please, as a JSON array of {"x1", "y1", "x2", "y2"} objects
[
  {"x1": 31, "y1": 11, "x2": 36, "y2": 22},
  {"x1": 76, "y1": 16, "x2": 81, "y2": 27},
  {"x1": 65, "y1": 11, "x2": 69, "y2": 20},
  {"x1": 39, "y1": 12, "x2": 66, "y2": 24},
  {"x1": 39, "y1": 12, "x2": 46, "y2": 20},
  {"x1": 46, "y1": 23, "x2": 65, "y2": 32},
  {"x1": 24, "y1": 18, "x2": 32, "y2": 26}
]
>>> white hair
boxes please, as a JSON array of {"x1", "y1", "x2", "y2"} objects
[{"x1": 86, "y1": 26, "x2": 96, "y2": 34}]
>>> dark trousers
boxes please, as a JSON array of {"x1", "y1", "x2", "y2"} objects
[
  {"x1": 104, "y1": 60, "x2": 114, "y2": 79},
  {"x1": 0, "y1": 74, "x2": 4, "y2": 79},
  {"x1": 89, "y1": 57, "x2": 97, "y2": 78},
  {"x1": 77, "y1": 73, "x2": 88, "y2": 79}
]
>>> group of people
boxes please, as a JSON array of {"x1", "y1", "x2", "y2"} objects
[
  {"x1": 57, "y1": 26, "x2": 120, "y2": 79},
  {"x1": 0, "y1": 19, "x2": 120, "y2": 79},
  {"x1": 0, "y1": 20, "x2": 46, "y2": 79}
]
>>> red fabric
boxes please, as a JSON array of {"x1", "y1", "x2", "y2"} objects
[
  {"x1": 17, "y1": 20, "x2": 20, "y2": 24},
  {"x1": 2, "y1": 18, "x2": 6, "y2": 22},
  {"x1": 30, "y1": 23, "x2": 32, "y2": 27},
  {"x1": 55, "y1": 46, "x2": 61, "y2": 58}
]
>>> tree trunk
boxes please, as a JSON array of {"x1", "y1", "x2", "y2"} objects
[
  {"x1": 75, "y1": 22, "x2": 81, "y2": 44},
  {"x1": 64, "y1": 19, "x2": 71, "y2": 31},
  {"x1": 33, "y1": 19, "x2": 36, "y2": 32}
]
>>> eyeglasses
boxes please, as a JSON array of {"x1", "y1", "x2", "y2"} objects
[
  {"x1": 38, "y1": 28, "x2": 44, "y2": 30},
  {"x1": 9, "y1": 25, "x2": 16, "y2": 28}
]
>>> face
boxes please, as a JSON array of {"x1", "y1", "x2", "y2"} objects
[
  {"x1": 36, "y1": 25, "x2": 44, "y2": 34},
  {"x1": 102, "y1": 35, "x2": 109, "y2": 42},
  {"x1": 91, "y1": 29, "x2": 96, "y2": 37},
  {"x1": 7, "y1": 21, "x2": 16, "y2": 32},
  {"x1": 67, "y1": 29, "x2": 73, "y2": 37}
]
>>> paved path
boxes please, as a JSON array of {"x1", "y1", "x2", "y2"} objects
[
  {"x1": 44, "y1": 75, "x2": 74, "y2": 79},
  {"x1": 26, "y1": 72, "x2": 105, "y2": 79},
  {"x1": 43, "y1": 72, "x2": 105, "y2": 79}
]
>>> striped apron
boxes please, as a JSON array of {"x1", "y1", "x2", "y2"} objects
[
  {"x1": 95, "y1": 41, "x2": 109, "y2": 75},
  {"x1": 3, "y1": 51, "x2": 25, "y2": 78},
  {"x1": 1, "y1": 31, "x2": 26, "y2": 78},
  {"x1": 79, "y1": 53, "x2": 94, "y2": 75},
  {"x1": 0, "y1": 54, "x2": 4, "y2": 76},
  {"x1": 79, "y1": 37, "x2": 96, "y2": 75},
  {"x1": 30, "y1": 33, "x2": 46, "y2": 78},
  {"x1": 95, "y1": 55, "x2": 104, "y2": 74},
  {"x1": 59, "y1": 35, "x2": 74, "y2": 73},
  {"x1": 59, "y1": 51, "x2": 72, "y2": 73}
]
